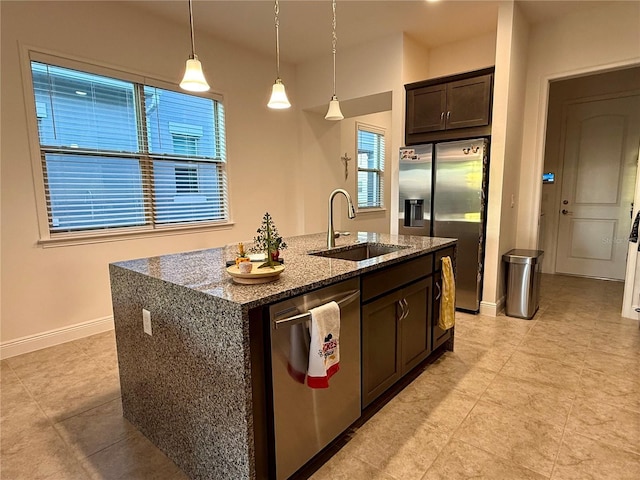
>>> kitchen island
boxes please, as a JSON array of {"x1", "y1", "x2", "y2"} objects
[{"x1": 109, "y1": 232, "x2": 456, "y2": 479}]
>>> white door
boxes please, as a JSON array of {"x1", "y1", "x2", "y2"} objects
[{"x1": 556, "y1": 95, "x2": 640, "y2": 280}]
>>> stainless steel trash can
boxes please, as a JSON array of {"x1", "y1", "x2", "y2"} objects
[{"x1": 502, "y1": 249, "x2": 544, "y2": 319}]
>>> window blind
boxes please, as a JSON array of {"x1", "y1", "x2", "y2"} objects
[
  {"x1": 31, "y1": 61, "x2": 228, "y2": 234},
  {"x1": 144, "y1": 86, "x2": 228, "y2": 224},
  {"x1": 357, "y1": 126, "x2": 385, "y2": 208}
]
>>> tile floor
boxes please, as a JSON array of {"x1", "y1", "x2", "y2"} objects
[{"x1": 1, "y1": 274, "x2": 639, "y2": 479}]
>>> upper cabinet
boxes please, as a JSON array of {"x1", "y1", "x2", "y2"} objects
[{"x1": 405, "y1": 67, "x2": 494, "y2": 145}]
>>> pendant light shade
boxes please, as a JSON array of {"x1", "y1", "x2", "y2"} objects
[
  {"x1": 180, "y1": 55, "x2": 210, "y2": 92},
  {"x1": 180, "y1": 0, "x2": 210, "y2": 92},
  {"x1": 325, "y1": 95, "x2": 344, "y2": 121},
  {"x1": 325, "y1": 0, "x2": 343, "y2": 121},
  {"x1": 268, "y1": 78, "x2": 291, "y2": 109},
  {"x1": 268, "y1": 0, "x2": 291, "y2": 109}
]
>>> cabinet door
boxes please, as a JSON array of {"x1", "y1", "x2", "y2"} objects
[
  {"x1": 362, "y1": 290, "x2": 403, "y2": 408},
  {"x1": 432, "y1": 271, "x2": 452, "y2": 350},
  {"x1": 400, "y1": 278, "x2": 432, "y2": 374},
  {"x1": 445, "y1": 74, "x2": 492, "y2": 129},
  {"x1": 407, "y1": 84, "x2": 446, "y2": 134}
]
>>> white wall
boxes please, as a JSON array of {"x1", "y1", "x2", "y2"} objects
[
  {"x1": 513, "y1": 1, "x2": 640, "y2": 320},
  {"x1": 428, "y1": 31, "x2": 497, "y2": 79},
  {"x1": 516, "y1": 1, "x2": 640, "y2": 250},
  {"x1": 297, "y1": 112, "x2": 343, "y2": 234},
  {"x1": 0, "y1": 1, "x2": 300, "y2": 353},
  {"x1": 296, "y1": 110, "x2": 393, "y2": 236},
  {"x1": 481, "y1": 0, "x2": 530, "y2": 314},
  {"x1": 338, "y1": 111, "x2": 393, "y2": 234},
  {"x1": 402, "y1": 34, "x2": 430, "y2": 85},
  {"x1": 297, "y1": 33, "x2": 404, "y2": 112},
  {"x1": 296, "y1": 34, "x2": 406, "y2": 238},
  {"x1": 539, "y1": 68, "x2": 640, "y2": 274}
]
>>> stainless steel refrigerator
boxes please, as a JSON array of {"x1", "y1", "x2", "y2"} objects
[{"x1": 399, "y1": 138, "x2": 489, "y2": 313}]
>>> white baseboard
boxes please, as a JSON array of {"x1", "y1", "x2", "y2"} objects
[
  {"x1": 1, "y1": 316, "x2": 114, "y2": 360},
  {"x1": 480, "y1": 296, "x2": 505, "y2": 317}
]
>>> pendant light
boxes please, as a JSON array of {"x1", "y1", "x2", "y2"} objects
[
  {"x1": 267, "y1": 0, "x2": 291, "y2": 109},
  {"x1": 180, "y1": 0, "x2": 210, "y2": 92},
  {"x1": 325, "y1": 0, "x2": 343, "y2": 121}
]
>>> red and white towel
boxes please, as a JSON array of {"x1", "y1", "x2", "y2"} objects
[{"x1": 306, "y1": 301, "x2": 340, "y2": 388}]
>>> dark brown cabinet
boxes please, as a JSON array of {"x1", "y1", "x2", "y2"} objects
[
  {"x1": 406, "y1": 84, "x2": 447, "y2": 134},
  {"x1": 361, "y1": 257, "x2": 435, "y2": 408},
  {"x1": 399, "y1": 278, "x2": 433, "y2": 373},
  {"x1": 405, "y1": 68, "x2": 494, "y2": 145},
  {"x1": 361, "y1": 288, "x2": 403, "y2": 407},
  {"x1": 447, "y1": 75, "x2": 493, "y2": 128}
]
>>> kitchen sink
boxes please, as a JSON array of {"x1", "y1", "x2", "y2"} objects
[{"x1": 309, "y1": 243, "x2": 409, "y2": 261}]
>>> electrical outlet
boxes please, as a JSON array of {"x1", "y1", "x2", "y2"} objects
[{"x1": 142, "y1": 309, "x2": 152, "y2": 336}]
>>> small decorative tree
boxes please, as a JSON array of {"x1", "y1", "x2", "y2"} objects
[{"x1": 252, "y1": 212, "x2": 288, "y2": 268}]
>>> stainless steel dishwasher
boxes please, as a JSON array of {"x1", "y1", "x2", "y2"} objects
[{"x1": 269, "y1": 278, "x2": 361, "y2": 480}]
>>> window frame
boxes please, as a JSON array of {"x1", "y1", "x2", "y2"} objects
[
  {"x1": 355, "y1": 122, "x2": 386, "y2": 211},
  {"x1": 23, "y1": 49, "x2": 233, "y2": 246}
]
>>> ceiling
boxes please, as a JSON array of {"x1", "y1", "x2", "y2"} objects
[{"x1": 128, "y1": 0, "x2": 622, "y2": 65}]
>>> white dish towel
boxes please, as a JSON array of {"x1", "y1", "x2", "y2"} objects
[{"x1": 307, "y1": 301, "x2": 340, "y2": 388}]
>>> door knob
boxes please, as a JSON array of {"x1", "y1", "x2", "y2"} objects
[{"x1": 561, "y1": 209, "x2": 573, "y2": 215}]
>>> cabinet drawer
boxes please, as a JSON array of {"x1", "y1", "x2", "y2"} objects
[
  {"x1": 362, "y1": 254, "x2": 433, "y2": 303},
  {"x1": 434, "y1": 247, "x2": 455, "y2": 272}
]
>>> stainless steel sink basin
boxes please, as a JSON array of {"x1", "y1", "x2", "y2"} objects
[{"x1": 309, "y1": 243, "x2": 409, "y2": 261}]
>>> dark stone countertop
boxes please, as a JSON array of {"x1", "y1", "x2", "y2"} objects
[{"x1": 111, "y1": 232, "x2": 456, "y2": 310}]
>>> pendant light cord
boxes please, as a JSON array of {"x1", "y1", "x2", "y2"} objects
[
  {"x1": 188, "y1": 0, "x2": 196, "y2": 57},
  {"x1": 274, "y1": 0, "x2": 281, "y2": 79},
  {"x1": 331, "y1": 0, "x2": 337, "y2": 96}
]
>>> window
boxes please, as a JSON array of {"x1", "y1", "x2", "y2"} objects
[
  {"x1": 175, "y1": 166, "x2": 198, "y2": 193},
  {"x1": 172, "y1": 135, "x2": 199, "y2": 156},
  {"x1": 30, "y1": 60, "x2": 228, "y2": 235},
  {"x1": 356, "y1": 123, "x2": 385, "y2": 209}
]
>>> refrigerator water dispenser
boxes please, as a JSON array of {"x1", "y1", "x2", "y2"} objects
[{"x1": 404, "y1": 199, "x2": 425, "y2": 227}]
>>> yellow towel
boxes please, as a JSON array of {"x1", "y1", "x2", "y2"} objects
[{"x1": 439, "y1": 256, "x2": 456, "y2": 330}]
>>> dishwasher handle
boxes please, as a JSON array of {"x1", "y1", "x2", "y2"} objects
[{"x1": 273, "y1": 290, "x2": 360, "y2": 329}]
